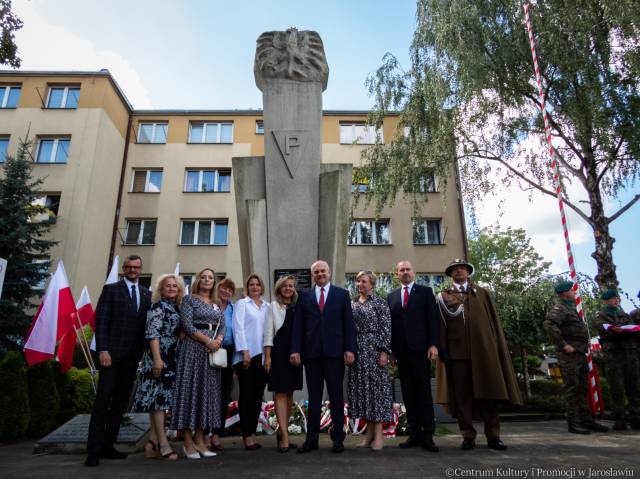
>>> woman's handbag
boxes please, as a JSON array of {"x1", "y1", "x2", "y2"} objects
[{"x1": 207, "y1": 321, "x2": 227, "y2": 368}]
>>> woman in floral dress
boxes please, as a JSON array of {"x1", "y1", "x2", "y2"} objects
[
  {"x1": 347, "y1": 270, "x2": 393, "y2": 451},
  {"x1": 171, "y1": 268, "x2": 225, "y2": 459},
  {"x1": 135, "y1": 274, "x2": 185, "y2": 460}
]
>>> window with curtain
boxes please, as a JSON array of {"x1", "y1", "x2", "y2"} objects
[
  {"x1": 180, "y1": 219, "x2": 229, "y2": 245},
  {"x1": 348, "y1": 220, "x2": 391, "y2": 245}
]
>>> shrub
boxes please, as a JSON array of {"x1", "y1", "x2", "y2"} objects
[
  {"x1": 67, "y1": 367, "x2": 96, "y2": 414},
  {"x1": 52, "y1": 362, "x2": 75, "y2": 425},
  {"x1": 0, "y1": 351, "x2": 30, "y2": 441},
  {"x1": 530, "y1": 379, "x2": 563, "y2": 397},
  {"x1": 27, "y1": 360, "x2": 60, "y2": 438}
]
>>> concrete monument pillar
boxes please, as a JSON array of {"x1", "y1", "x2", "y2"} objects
[{"x1": 233, "y1": 28, "x2": 351, "y2": 297}]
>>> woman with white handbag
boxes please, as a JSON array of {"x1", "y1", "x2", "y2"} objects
[{"x1": 170, "y1": 268, "x2": 225, "y2": 459}]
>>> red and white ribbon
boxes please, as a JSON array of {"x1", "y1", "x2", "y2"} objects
[{"x1": 523, "y1": 2, "x2": 604, "y2": 416}]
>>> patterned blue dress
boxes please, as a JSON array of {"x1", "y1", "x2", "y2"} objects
[
  {"x1": 170, "y1": 295, "x2": 225, "y2": 431},
  {"x1": 134, "y1": 299, "x2": 181, "y2": 412}
]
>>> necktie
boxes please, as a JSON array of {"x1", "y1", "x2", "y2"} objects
[
  {"x1": 131, "y1": 284, "x2": 138, "y2": 312},
  {"x1": 319, "y1": 287, "x2": 325, "y2": 313},
  {"x1": 459, "y1": 285, "x2": 466, "y2": 293},
  {"x1": 403, "y1": 286, "x2": 409, "y2": 308}
]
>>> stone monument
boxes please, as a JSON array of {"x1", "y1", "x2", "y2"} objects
[{"x1": 233, "y1": 28, "x2": 351, "y2": 297}]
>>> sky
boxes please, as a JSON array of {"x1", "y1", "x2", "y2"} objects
[{"x1": 10, "y1": 0, "x2": 640, "y2": 309}]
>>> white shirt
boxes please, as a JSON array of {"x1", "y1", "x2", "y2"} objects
[
  {"x1": 315, "y1": 282, "x2": 331, "y2": 304},
  {"x1": 401, "y1": 281, "x2": 415, "y2": 307},
  {"x1": 454, "y1": 281, "x2": 469, "y2": 292},
  {"x1": 232, "y1": 296, "x2": 270, "y2": 365},
  {"x1": 264, "y1": 300, "x2": 288, "y2": 347},
  {"x1": 123, "y1": 278, "x2": 140, "y2": 310}
]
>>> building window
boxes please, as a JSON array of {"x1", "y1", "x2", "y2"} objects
[
  {"x1": 180, "y1": 219, "x2": 228, "y2": 245},
  {"x1": 131, "y1": 169, "x2": 163, "y2": 193},
  {"x1": 32, "y1": 259, "x2": 50, "y2": 290},
  {"x1": 0, "y1": 136, "x2": 8, "y2": 162},
  {"x1": 36, "y1": 138, "x2": 70, "y2": 163},
  {"x1": 0, "y1": 85, "x2": 20, "y2": 108},
  {"x1": 413, "y1": 219, "x2": 443, "y2": 245},
  {"x1": 124, "y1": 219, "x2": 157, "y2": 245},
  {"x1": 416, "y1": 274, "x2": 445, "y2": 288},
  {"x1": 345, "y1": 272, "x2": 394, "y2": 296},
  {"x1": 32, "y1": 194, "x2": 61, "y2": 222},
  {"x1": 348, "y1": 220, "x2": 391, "y2": 245},
  {"x1": 184, "y1": 169, "x2": 231, "y2": 192},
  {"x1": 46, "y1": 86, "x2": 80, "y2": 109},
  {"x1": 188, "y1": 122, "x2": 233, "y2": 144},
  {"x1": 418, "y1": 173, "x2": 438, "y2": 193},
  {"x1": 256, "y1": 120, "x2": 264, "y2": 134},
  {"x1": 339, "y1": 123, "x2": 383, "y2": 145},
  {"x1": 137, "y1": 122, "x2": 168, "y2": 144}
]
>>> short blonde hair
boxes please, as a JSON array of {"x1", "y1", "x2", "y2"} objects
[
  {"x1": 152, "y1": 274, "x2": 186, "y2": 306},
  {"x1": 274, "y1": 275, "x2": 298, "y2": 305},
  {"x1": 191, "y1": 268, "x2": 217, "y2": 301},
  {"x1": 244, "y1": 273, "x2": 265, "y2": 296},
  {"x1": 356, "y1": 270, "x2": 377, "y2": 287}
]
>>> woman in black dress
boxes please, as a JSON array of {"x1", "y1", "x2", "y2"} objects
[{"x1": 264, "y1": 275, "x2": 303, "y2": 452}]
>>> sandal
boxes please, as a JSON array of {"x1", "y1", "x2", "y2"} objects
[
  {"x1": 159, "y1": 443, "x2": 178, "y2": 461},
  {"x1": 144, "y1": 440, "x2": 158, "y2": 458}
]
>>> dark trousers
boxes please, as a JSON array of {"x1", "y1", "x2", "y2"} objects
[
  {"x1": 396, "y1": 350, "x2": 435, "y2": 436},
  {"x1": 235, "y1": 354, "x2": 268, "y2": 438},
  {"x1": 304, "y1": 357, "x2": 346, "y2": 444},
  {"x1": 86, "y1": 353, "x2": 139, "y2": 456},
  {"x1": 448, "y1": 360, "x2": 500, "y2": 439},
  {"x1": 213, "y1": 346, "x2": 235, "y2": 435}
]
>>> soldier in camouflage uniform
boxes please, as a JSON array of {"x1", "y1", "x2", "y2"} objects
[
  {"x1": 543, "y1": 281, "x2": 608, "y2": 434},
  {"x1": 593, "y1": 289, "x2": 640, "y2": 430}
]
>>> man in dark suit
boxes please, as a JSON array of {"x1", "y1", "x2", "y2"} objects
[
  {"x1": 290, "y1": 260, "x2": 357, "y2": 453},
  {"x1": 85, "y1": 255, "x2": 151, "y2": 467},
  {"x1": 388, "y1": 260, "x2": 440, "y2": 452}
]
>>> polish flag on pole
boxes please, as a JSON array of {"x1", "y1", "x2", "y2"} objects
[
  {"x1": 57, "y1": 286, "x2": 95, "y2": 372},
  {"x1": 90, "y1": 255, "x2": 119, "y2": 351},
  {"x1": 24, "y1": 261, "x2": 77, "y2": 367},
  {"x1": 174, "y1": 262, "x2": 180, "y2": 276}
]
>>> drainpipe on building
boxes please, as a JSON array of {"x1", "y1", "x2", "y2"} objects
[{"x1": 107, "y1": 114, "x2": 133, "y2": 273}]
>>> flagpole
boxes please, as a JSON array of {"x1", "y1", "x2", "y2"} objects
[
  {"x1": 71, "y1": 320, "x2": 97, "y2": 394},
  {"x1": 72, "y1": 311, "x2": 97, "y2": 376}
]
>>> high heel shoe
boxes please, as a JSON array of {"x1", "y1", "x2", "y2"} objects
[
  {"x1": 194, "y1": 445, "x2": 217, "y2": 457},
  {"x1": 183, "y1": 446, "x2": 200, "y2": 460}
]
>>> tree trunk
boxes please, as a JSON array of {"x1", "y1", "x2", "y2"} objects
[{"x1": 520, "y1": 344, "x2": 531, "y2": 400}]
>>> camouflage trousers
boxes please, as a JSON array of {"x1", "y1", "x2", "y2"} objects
[
  {"x1": 603, "y1": 349, "x2": 640, "y2": 420},
  {"x1": 558, "y1": 352, "x2": 591, "y2": 425}
]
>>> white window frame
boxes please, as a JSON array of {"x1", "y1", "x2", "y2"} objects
[
  {"x1": 348, "y1": 219, "x2": 391, "y2": 245},
  {"x1": 0, "y1": 136, "x2": 9, "y2": 161},
  {"x1": 188, "y1": 122, "x2": 234, "y2": 144},
  {"x1": 124, "y1": 219, "x2": 157, "y2": 245},
  {"x1": 137, "y1": 122, "x2": 168, "y2": 144},
  {"x1": 35, "y1": 138, "x2": 70, "y2": 163},
  {"x1": 183, "y1": 169, "x2": 231, "y2": 193},
  {"x1": 0, "y1": 86, "x2": 20, "y2": 108},
  {"x1": 416, "y1": 273, "x2": 445, "y2": 288},
  {"x1": 339, "y1": 123, "x2": 383, "y2": 145},
  {"x1": 32, "y1": 259, "x2": 50, "y2": 290},
  {"x1": 418, "y1": 173, "x2": 439, "y2": 193},
  {"x1": 412, "y1": 218, "x2": 444, "y2": 245},
  {"x1": 179, "y1": 219, "x2": 229, "y2": 245},
  {"x1": 130, "y1": 169, "x2": 163, "y2": 193},
  {"x1": 255, "y1": 120, "x2": 264, "y2": 134},
  {"x1": 32, "y1": 194, "x2": 61, "y2": 221},
  {"x1": 46, "y1": 86, "x2": 80, "y2": 109}
]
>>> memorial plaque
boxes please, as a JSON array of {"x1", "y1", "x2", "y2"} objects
[
  {"x1": 34, "y1": 413, "x2": 150, "y2": 454},
  {"x1": 274, "y1": 268, "x2": 312, "y2": 290}
]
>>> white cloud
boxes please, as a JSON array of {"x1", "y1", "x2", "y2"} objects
[{"x1": 12, "y1": 0, "x2": 152, "y2": 108}]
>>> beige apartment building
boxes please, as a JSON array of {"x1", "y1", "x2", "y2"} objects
[{"x1": 0, "y1": 70, "x2": 467, "y2": 301}]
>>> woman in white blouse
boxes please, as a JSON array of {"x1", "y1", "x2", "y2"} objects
[
  {"x1": 232, "y1": 273, "x2": 270, "y2": 450},
  {"x1": 264, "y1": 275, "x2": 303, "y2": 452}
]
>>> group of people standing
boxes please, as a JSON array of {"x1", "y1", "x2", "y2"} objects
[{"x1": 84, "y1": 253, "x2": 636, "y2": 467}]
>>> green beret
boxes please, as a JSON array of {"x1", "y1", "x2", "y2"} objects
[
  {"x1": 600, "y1": 289, "x2": 619, "y2": 300},
  {"x1": 554, "y1": 281, "x2": 574, "y2": 294}
]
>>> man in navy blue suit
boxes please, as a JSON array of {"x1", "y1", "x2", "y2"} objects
[{"x1": 290, "y1": 260, "x2": 357, "y2": 453}]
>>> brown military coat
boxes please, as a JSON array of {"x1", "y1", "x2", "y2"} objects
[{"x1": 435, "y1": 282, "x2": 522, "y2": 411}]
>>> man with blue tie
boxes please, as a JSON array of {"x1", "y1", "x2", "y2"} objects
[
  {"x1": 388, "y1": 260, "x2": 440, "y2": 452},
  {"x1": 290, "y1": 260, "x2": 357, "y2": 453},
  {"x1": 85, "y1": 255, "x2": 151, "y2": 467}
]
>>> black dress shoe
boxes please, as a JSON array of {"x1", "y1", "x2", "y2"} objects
[
  {"x1": 84, "y1": 455, "x2": 99, "y2": 467},
  {"x1": 612, "y1": 419, "x2": 627, "y2": 431},
  {"x1": 568, "y1": 423, "x2": 591, "y2": 434},
  {"x1": 582, "y1": 421, "x2": 609, "y2": 432},
  {"x1": 461, "y1": 438, "x2": 476, "y2": 450},
  {"x1": 398, "y1": 436, "x2": 421, "y2": 449},
  {"x1": 100, "y1": 446, "x2": 128, "y2": 459},
  {"x1": 487, "y1": 437, "x2": 507, "y2": 450},
  {"x1": 421, "y1": 436, "x2": 439, "y2": 452},
  {"x1": 331, "y1": 441, "x2": 345, "y2": 453},
  {"x1": 297, "y1": 442, "x2": 319, "y2": 453}
]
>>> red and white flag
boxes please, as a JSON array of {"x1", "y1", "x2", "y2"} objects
[
  {"x1": 56, "y1": 286, "x2": 96, "y2": 372},
  {"x1": 24, "y1": 261, "x2": 77, "y2": 367},
  {"x1": 90, "y1": 255, "x2": 119, "y2": 351}
]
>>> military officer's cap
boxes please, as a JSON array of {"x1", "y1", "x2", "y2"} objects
[
  {"x1": 445, "y1": 259, "x2": 475, "y2": 277},
  {"x1": 600, "y1": 289, "x2": 619, "y2": 300},
  {"x1": 554, "y1": 281, "x2": 574, "y2": 294}
]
